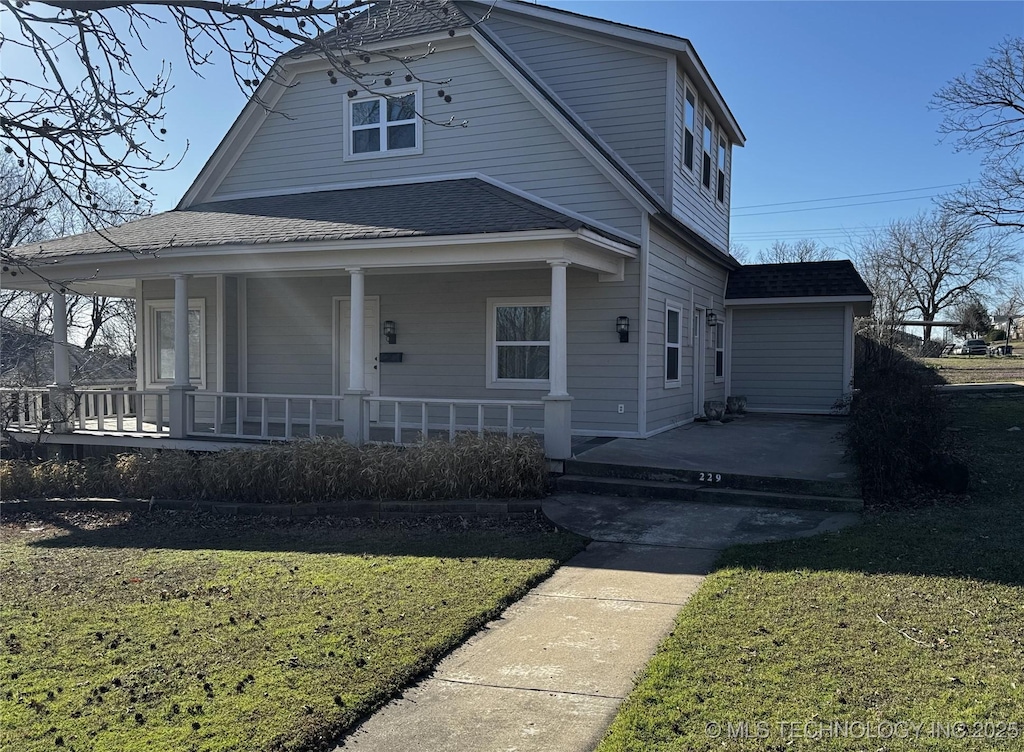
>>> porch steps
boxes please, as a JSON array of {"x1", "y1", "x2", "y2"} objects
[{"x1": 556, "y1": 460, "x2": 863, "y2": 512}]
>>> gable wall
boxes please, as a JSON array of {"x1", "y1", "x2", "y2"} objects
[
  {"x1": 209, "y1": 43, "x2": 641, "y2": 237},
  {"x1": 646, "y1": 222, "x2": 728, "y2": 433},
  {"x1": 480, "y1": 13, "x2": 667, "y2": 199},
  {"x1": 670, "y1": 66, "x2": 730, "y2": 251}
]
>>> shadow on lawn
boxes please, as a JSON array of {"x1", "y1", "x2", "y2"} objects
[{"x1": 20, "y1": 510, "x2": 579, "y2": 560}]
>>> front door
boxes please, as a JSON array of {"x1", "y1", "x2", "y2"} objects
[
  {"x1": 337, "y1": 296, "x2": 380, "y2": 420},
  {"x1": 693, "y1": 308, "x2": 706, "y2": 417}
]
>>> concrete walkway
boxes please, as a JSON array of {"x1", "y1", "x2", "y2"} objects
[{"x1": 336, "y1": 496, "x2": 859, "y2": 751}]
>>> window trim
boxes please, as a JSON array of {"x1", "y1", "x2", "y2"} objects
[
  {"x1": 714, "y1": 321, "x2": 725, "y2": 382},
  {"x1": 665, "y1": 301, "x2": 683, "y2": 388},
  {"x1": 343, "y1": 84, "x2": 423, "y2": 162},
  {"x1": 717, "y1": 135, "x2": 728, "y2": 204},
  {"x1": 486, "y1": 296, "x2": 551, "y2": 391},
  {"x1": 701, "y1": 111, "x2": 714, "y2": 191},
  {"x1": 682, "y1": 84, "x2": 696, "y2": 173},
  {"x1": 145, "y1": 298, "x2": 206, "y2": 389}
]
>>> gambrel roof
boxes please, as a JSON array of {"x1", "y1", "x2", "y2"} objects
[{"x1": 7, "y1": 179, "x2": 636, "y2": 260}]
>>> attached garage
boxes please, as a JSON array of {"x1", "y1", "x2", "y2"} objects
[{"x1": 725, "y1": 261, "x2": 872, "y2": 414}]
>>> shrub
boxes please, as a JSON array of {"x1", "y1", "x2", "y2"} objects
[
  {"x1": 986, "y1": 329, "x2": 1008, "y2": 343},
  {"x1": 0, "y1": 434, "x2": 547, "y2": 503},
  {"x1": 846, "y1": 335, "x2": 951, "y2": 503}
]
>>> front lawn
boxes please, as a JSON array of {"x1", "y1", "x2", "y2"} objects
[
  {"x1": 918, "y1": 353, "x2": 1024, "y2": 384},
  {"x1": 597, "y1": 395, "x2": 1024, "y2": 751},
  {"x1": 0, "y1": 513, "x2": 584, "y2": 751}
]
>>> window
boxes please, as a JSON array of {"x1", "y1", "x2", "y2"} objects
[
  {"x1": 146, "y1": 299, "x2": 205, "y2": 387},
  {"x1": 717, "y1": 136, "x2": 727, "y2": 203},
  {"x1": 683, "y1": 87, "x2": 696, "y2": 171},
  {"x1": 346, "y1": 87, "x2": 422, "y2": 159},
  {"x1": 715, "y1": 322, "x2": 725, "y2": 381},
  {"x1": 487, "y1": 298, "x2": 550, "y2": 389},
  {"x1": 665, "y1": 303, "x2": 682, "y2": 386},
  {"x1": 702, "y1": 114, "x2": 714, "y2": 189}
]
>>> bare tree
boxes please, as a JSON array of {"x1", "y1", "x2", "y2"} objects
[
  {"x1": 0, "y1": 157, "x2": 141, "y2": 354},
  {"x1": 756, "y1": 238, "x2": 837, "y2": 264},
  {"x1": 855, "y1": 230, "x2": 917, "y2": 345},
  {"x1": 933, "y1": 37, "x2": 1024, "y2": 230},
  {"x1": 1, "y1": 0, "x2": 469, "y2": 258},
  {"x1": 859, "y1": 210, "x2": 1020, "y2": 341},
  {"x1": 728, "y1": 241, "x2": 750, "y2": 264}
]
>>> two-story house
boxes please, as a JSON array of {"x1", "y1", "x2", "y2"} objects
[{"x1": 1, "y1": 0, "x2": 871, "y2": 459}]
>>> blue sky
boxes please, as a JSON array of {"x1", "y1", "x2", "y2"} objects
[{"x1": 15, "y1": 1, "x2": 1020, "y2": 258}]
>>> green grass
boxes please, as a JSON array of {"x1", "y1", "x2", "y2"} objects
[
  {"x1": 597, "y1": 395, "x2": 1024, "y2": 751},
  {"x1": 0, "y1": 514, "x2": 584, "y2": 751}
]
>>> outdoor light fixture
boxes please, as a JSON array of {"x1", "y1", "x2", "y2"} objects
[
  {"x1": 616, "y1": 316, "x2": 630, "y2": 343},
  {"x1": 706, "y1": 311, "x2": 719, "y2": 327},
  {"x1": 383, "y1": 320, "x2": 397, "y2": 345}
]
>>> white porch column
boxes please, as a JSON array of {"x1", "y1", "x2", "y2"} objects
[
  {"x1": 343, "y1": 268, "x2": 370, "y2": 445},
  {"x1": 48, "y1": 289, "x2": 74, "y2": 433},
  {"x1": 543, "y1": 261, "x2": 572, "y2": 460},
  {"x1": 168, "y1": 273, "x2": 195, "y2": 439}
]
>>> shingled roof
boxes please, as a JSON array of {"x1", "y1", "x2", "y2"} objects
[
  {"x1": 726, "y1": 260, "x2": 872, "y2": 300},
  {"x1": 291, "y1": 0, "x2": 474, "y2": 54},
  {"x1": 7, "y1": 179, "x2": 634, "y2": 261}
]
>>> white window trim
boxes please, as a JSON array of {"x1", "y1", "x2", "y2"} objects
[
  {"x1": 665, "y1": 300, "x2": 683, "y2": 388},
  {"x1": 486, "y1": 296, "x2": 551, "y2": 391},
  {"x1": 344, "y1": 84, "x2": 424, "y2": 162},
  {"x1": 716, "y1": 134, "x2": 728, "y2": 205},
  {"x1": 681, "y1": 81, "x2": 697, "y2": 174},
  {"x1": 714, "y1": 321, "x2": 725, "y2": 382},
  {"x1": 144, "y1": 298, "x2": 207, "y2": 389},
  {"x1": 701, "y1": 109, "x2": 714, "y2": 193}
]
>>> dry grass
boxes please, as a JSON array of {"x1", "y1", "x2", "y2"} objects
[{"x1": 0, "y1": 435, "x2": 548, "y2": 503}]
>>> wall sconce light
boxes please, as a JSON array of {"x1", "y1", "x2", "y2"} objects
[
  {"x1": 706, "y1": 311, "x2": 719, "y2": 327},
  {"x1": 616, "y1": 316, "x2": 630, "y2": 343},
  {"x1": 383, "y1": 320, "x2": 397, "y2": 345}
]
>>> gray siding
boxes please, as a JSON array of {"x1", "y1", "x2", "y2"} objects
[
  {"x1": 210, "y1": 43, "x2": 641, "y2": 237},
  {"x1": 482, "y1": 13, "x2": 667, "y2": 198},
  {"x1": 670, "y1": 67, "x2": 729, "y2": 251},
  {"x1": 730, "y1": 306, "x2": 845, "y2": 413},
  {"x1": 646, "y1": 223, "x2": 728, "y2": 433},
  {"x1": 244, "y1": 266, "x2": 641, "y2": 435},
  {"x1": 140, "y1": 277, "x2": 219, "y2": 390},
  {"x1": 223, "y1": 276, "x2": 238, "y2": 393}
]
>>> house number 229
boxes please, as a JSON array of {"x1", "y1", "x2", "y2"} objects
[{"x1": 698, "y1": 472, "x2": 722, "y2": 483}]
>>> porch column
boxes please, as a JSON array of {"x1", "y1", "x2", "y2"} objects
[
  {"x1": 168, "y1": 274, "x2": 195, "y2": 439},
  {"x1": 48, "y1": 289, "x2": 74, "y2": 433},
  {"x1": 543, "y1": 261, "x2": 572, "y2": 459},
  {"x1": 343, "y1": 268, "x2": 370, "y2": 444}
]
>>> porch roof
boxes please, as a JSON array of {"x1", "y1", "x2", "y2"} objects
[{"x1": 5, "y1": 178, "x2": 637, "y2": 261}]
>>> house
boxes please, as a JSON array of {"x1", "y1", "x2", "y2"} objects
[
  {"x1": 0, "y1": 0, "x2": 871, "y2": 459},
  {"x1": 0, "y1": 318, "x2": 135, "y2": 387}
]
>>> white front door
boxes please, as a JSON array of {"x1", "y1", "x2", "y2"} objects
[
  {"x1": 338, "y1": 296, "x2": 380, "y2": 420},
  {"x1": 693, "y1": 308, "x2": 705, "y2": 417}
]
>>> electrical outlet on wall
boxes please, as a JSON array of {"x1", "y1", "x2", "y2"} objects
[{"x1": 617, "y1": 404, "x2": 625, "y2": 414}]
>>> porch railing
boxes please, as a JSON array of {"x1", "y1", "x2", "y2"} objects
[
  {"x1": 366, "y1": 396, "x2": 544, "y2": 445},
  {"x1": 1, "y1": 385, "x2": 169, "y2": 435},
  {"x1": 187, "y1": 391, "x2": 346, "y2": 440}
]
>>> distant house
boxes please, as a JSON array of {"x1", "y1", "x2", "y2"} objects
[
  {"x1": 0, "y1": 0, "x2": 870, "y2": 457},
  {"x1": 0, "y1": 318, "x2": 135, "y2": 387}
]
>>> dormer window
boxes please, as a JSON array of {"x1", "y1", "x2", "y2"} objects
[
  {"x1": 702, "y1": 114, "x2": 713, "y2": 190},
  {"x1": 346, "y1": 86, "x2": 423, "y2": 160},
  {"x1": 717, "y1": 135, "x2": 727, "y2": 203},
  {"x1": 683, "y1": 87, "x2": 696, "y2": 171}
]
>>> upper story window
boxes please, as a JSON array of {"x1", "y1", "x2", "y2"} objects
[
  {"x1": 683, "y1": 87, "x2": 696, "y2": 171},
  {"x1": 717, "y1": 135, "x2": 728, "y2": 203},
  {"x1": 346, "y1": 86, "x2": 423, "y2": 160},
  {"x1": 702, "y1": 114, "x2": 714, "y2": 190}
]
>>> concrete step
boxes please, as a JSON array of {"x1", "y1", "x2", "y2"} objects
[
  {"x1": 555, "y1": 475, "x2": 863, "y2": 512},
  {"x1": 564, "y1": 459, "x2": 861, "y2": 500}
]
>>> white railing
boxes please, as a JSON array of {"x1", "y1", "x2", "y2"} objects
[
  {"x1": 366, "y1": 396, "x2": 544, "y2": 444},
  {"x1": 187, "y1": 391, "x2": 346, "y2": 440},
  {"x1": 75, "y1": 388, "x2": 168, "y2": 434},
  {"x1": 1, "y1": 388, "x2": 50, "y2": 432}
]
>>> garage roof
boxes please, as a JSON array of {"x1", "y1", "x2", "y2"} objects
[{"x1": 726, "y1": 260, "x2": 872, "y2": 300}]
